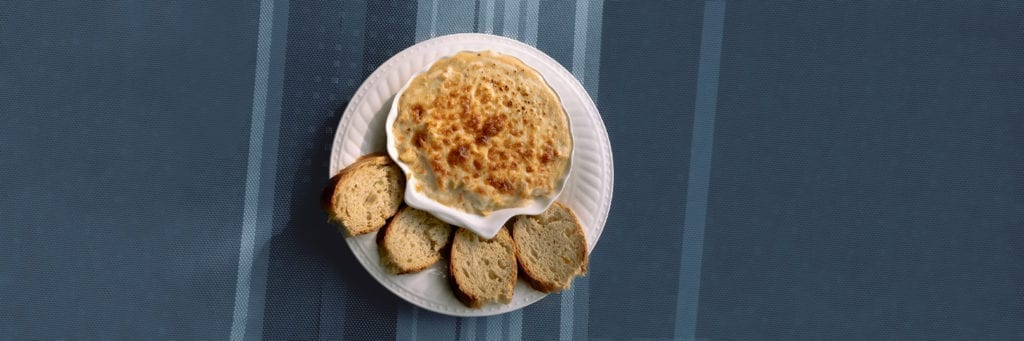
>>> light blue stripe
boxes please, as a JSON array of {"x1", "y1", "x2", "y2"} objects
[
  {"x1": 243, "y1": 1, "x2": 289, "y2": 338},
  {"x1": 415, "y1": 0, "x2": 434, "y2": 42},
  {"x1": 560, "y1": 1, "x2": 599, "y2": 340},
  {"x1": 508, "y1": 310, "x2": 522, "y2": 341},
  {"x1": 460, "y1": 317, "x2": 478, "y2": 341},
  {"x1": 570, "y1": 0, "x2": 590, "y2": 82},
  {"x1": 485, "y1": 315, "x2": 503, "y2": 340},
  {"x1": 411, "y1": 308, "x2": 419, "y2": 340},
  {"x1": 501, "y1": 0, "x2": 521, "y2": 39},
  {"x1": 559, "y1": 290, "x2": 574, "y2": 341},
  {"x1": 522, "y1": 0, "x2": 540, "y2": 46},
  {"x1": 571, "y1": 277, "x2": 591, "y2": 340},
  {"x1": 430, "y1": 0, "x2": 438, "y2": 37},
  {"x1": 231, "y1": 0, "x2": 276, "y2": 340},
  {"x1": 574, "y1": 3, "x2": 603, "y2": 338},
  {"x1": 479, "y1": 0, "x2": 496, "y2": 34},
  {"x1": 436, "y1": 1, "x2": 477, "y2": 36},
  {"x1": 417, "y1": 311, "x2": 458, "y2": 340},
  {"x1": 582, "y1": 0, "x2": 604, "y2": 100},
  {"x1": 396, "y1": 305, "x2": 419, "y2": 340},
  {"x1": 674, "y1": 1, "x2": 726, "y2": 340}
]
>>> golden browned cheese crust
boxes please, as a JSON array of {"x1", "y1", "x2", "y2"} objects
[{"x1": 393, "y1": 51, "x2": 572, "y2": 214}]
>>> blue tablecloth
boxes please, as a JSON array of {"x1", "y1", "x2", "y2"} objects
[{"x1": 2, "y1": 1, "x2": 1022, "y2": 339}]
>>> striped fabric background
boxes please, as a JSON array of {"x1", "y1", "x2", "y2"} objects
[{"x1": 2, "y1": 1, "x2": 1023, "y2": 339}]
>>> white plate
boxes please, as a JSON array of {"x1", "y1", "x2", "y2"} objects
[{"x1": 329, "y1": 33, "x2": 613, "y2": 317}]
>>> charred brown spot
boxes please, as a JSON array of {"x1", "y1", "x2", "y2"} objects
[
  {"x1": 430, "y1": 159, "x2": 447, "y2": 184},
  {"x1": 540, "y1": 145, "x2": 556, "y2": 164},
  {"x1": 447, "y1": 144, "x2": 469, "y2": 166},
  {"x1": 412, "y1": 104, "x2": 425, "y2": 120},
  {"x1": 488, "y1": 148, "x2": 507, "y2": 162},
  {"x1": 477, "y1": 116, "x2": 505, "y2": 144},
  {"x1": 412, "y1": 130, "x2": 427, "y2": 148},
  {"x1": 487, "y1": 177, "x2": 514, "y2": 194}
]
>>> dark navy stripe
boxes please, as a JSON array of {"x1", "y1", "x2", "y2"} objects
[{"x1": 259, "y1": 1, "x2": 415, "y2": 339}]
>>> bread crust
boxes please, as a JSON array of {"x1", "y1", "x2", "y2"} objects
[
  {"x1": 321, "y1": 153, "x2": 405, "y2": 236},
  {"x1": 449, "y1": 227, "x2": 517, "y2": 308},
  {"x1": 510, "y1": 202, "x2": 587, "y2": 293},
  {"x1": 377, "y1": 206, "x2": 452, "y2": 274}
]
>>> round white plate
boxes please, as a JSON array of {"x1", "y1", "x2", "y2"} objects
[{"x1": 329, "y1": 33, "x2": 613, "y2": 317}]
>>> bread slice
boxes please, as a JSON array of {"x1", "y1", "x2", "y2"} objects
[
  {"x1": 377, "y1": 206, "x2": 452, "y2": 274},
  {"x1": 510, "y1": 202, "x2": 588, "y2": 293},
  {"x1": 321, "y1": 154, "x2": 405, "y2": 236},
  {"x1": 449, "y1": 227, "x2": 517, "y2": 308}
]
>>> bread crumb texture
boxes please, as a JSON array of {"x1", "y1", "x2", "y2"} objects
[
  {"x1": 379, "y1": 206, "x2": 452, "y2": 274},
  {"x1": 325, "y1": 155, "x2": 405, "y2": 236},
  {"x1": 450, "y1": 227, "x2": 517, "y2": 307},
  {"x1": 511, "y1": 202, "x2": 587, "y2": 292}
]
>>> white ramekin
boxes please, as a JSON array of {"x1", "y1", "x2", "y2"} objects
[{"x1": 385, "y1": 51, "x2": 573, "y2": 239}]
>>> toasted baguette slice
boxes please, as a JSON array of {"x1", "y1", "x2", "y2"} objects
[
  {"x1": 510, "y1": 202, "x2": 588, "y2": 293},
  {"x1": 321, "y1": 154, "x2": 405, "y2": 236},
  {"x1": 449, "y1": 227, "x2": 517, "y2": 308},
  {"x1": 377, "y1": 206, "x2": 453, "y2": 274}
]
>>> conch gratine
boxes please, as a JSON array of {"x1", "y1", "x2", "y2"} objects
[{"x1": 390, "y1": 51, "x2": 572, "y2": 217}]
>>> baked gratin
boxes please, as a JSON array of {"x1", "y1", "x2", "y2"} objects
[{"x1": 392, "y1": 51, "x2": 572, "y2": 215}]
